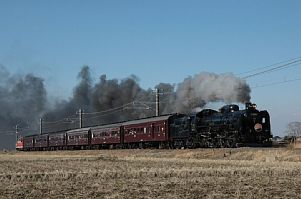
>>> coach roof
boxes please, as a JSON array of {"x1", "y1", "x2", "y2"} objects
[
  {"x1": 122, "y1": 114, "x2": 173, "y2": 126},
  {"x1": 67, "y1": 127, "x2": 91, "y2": 134},
  {"x1": 91, "y1": 123, "x2": 123, "y2": 130}
]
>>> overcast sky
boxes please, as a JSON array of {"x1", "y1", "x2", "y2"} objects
[{"x1": 0, "y1": 0, "x2": 300, "y2": 136}]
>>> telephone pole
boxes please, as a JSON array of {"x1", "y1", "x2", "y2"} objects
[
  {"x1": 15, "y1": 125, "x2": 19, "y2": 143},
  {"x1": 79, "y1": 109, "x2": 83, "y2": 128},
  {"x1": 39, "y1": 118, "x2": 43, "y2": 135},
  {"x1": 156, "y1": 88, "x2": 160, "y2": 117}
]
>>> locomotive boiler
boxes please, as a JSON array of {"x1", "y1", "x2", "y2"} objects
[{"x1": 192, "y1": 103, "x2": 272, "y2": 147}]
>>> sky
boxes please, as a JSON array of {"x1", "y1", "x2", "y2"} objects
[{"x1": 0, "y1": 0, "x2": 300, "y2": 136}]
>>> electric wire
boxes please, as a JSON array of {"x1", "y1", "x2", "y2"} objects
[
  {"x1": 82, "y1": 102, "x2": 135, "y2": 115},
  {"x1": 242, "y1": 59, "x2": 301, "y2": 79},
  {"x1": 237, "y1": 56, "x2": 301, "y2": 76},
  {"x1": 251, "y1": 77, "x2": 301, "y2": 88}
]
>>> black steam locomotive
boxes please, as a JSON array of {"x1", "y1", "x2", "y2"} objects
[
  {"x1": 16, "y1": 102, "x2": 272, "y2": 150},
  {"x1": 170, "y1": 103, "x2": 272, "y2": 148}
]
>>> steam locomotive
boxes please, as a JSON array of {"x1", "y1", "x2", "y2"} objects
[{"x1": 16, "y1": 102, "x2": 272, "y2": 150}]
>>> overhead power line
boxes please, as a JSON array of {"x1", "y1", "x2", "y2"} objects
[
  {"x1": 43, "y1": 117, "x2": 77, "y2": 125},
  {"x1": 242, "y1": 58, "x2": 301, "y2": 79},
  {"x1": 237, "y1": 56, "x2": 301, "y2": 76},
  {"x1": 82, "y1": 109, "x2": 124, "y2": 121},
  {"x1": 251, "y1": 77, "x2": 301, "y2": 88},
  {"x1": 82, "y1": 102, "x2": 135, "y2": 115}
]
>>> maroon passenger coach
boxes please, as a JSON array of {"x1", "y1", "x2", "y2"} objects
[
  {"x1": 66, "y1": 128, "x2": 91, "y2": 149},
  {"x1": 91, "y1": 123, "x2": 123, "y2": 148},
  {"x1": 34, "y1": 134, "x2": 48, "y2": 150},
  {"x1": 49, "y1": 132, "x2": 66, "y2": 150},
  {"x1": 123, "y1": 115, "x2": 172, "y2": 148},
  {"x1": 23, "y1": 136, "x2": 34, "y2": 150}
]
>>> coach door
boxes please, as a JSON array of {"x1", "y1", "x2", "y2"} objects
[{"x1": 151, "y1": 123, "x2": 155, "y2": 140}]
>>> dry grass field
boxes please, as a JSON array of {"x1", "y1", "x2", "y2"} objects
[{"x1": 0, "y1": 148, "x2": 301, "y2": 199}]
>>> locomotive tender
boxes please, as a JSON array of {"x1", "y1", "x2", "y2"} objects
[{"x1": 16, "y1": 103, "x2": 272, "y2": 150}]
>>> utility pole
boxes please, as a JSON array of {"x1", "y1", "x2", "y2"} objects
[
  {"x1": 79, "y1": 109, "x2": 83, "y2": 128},
  {"x1": 156, "y1": 88, "x2": 160, "y2": 117},
  {"x1": 40, "y1": 118, "x2": 43, "y2": 135},
  {"x1": 15, "y1": 125, "x2": 19, "y2": 143}
]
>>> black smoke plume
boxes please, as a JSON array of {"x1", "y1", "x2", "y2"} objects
[
  {"x1": 0, "y1": 65, "x2": 251, "y2": 149},
  {"x1": 43, "y1": 67, "x2": 251, "y2": 132},
  {"x1": 0, "y1": 65, "x2": 47, "y2": 149}
]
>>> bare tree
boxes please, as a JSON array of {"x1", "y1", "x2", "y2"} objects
[{"x1": 285, "y1": 122, "x2": 301, "y2": 137}]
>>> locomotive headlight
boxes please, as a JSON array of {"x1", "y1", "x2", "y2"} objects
[{"x1": 254, "y1": 123, "x2": 263, "y2": 132}]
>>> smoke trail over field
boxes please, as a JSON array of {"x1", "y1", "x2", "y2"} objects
[
  {"x1": 44, "y1": 67, "x2": 251, "y2": 130},
  {"x1": 0, "y1": 65, "x2": 47, "y2": 149},
  {"x1": 0, "y1": 65, "x2": 251, "y2": 149}
]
